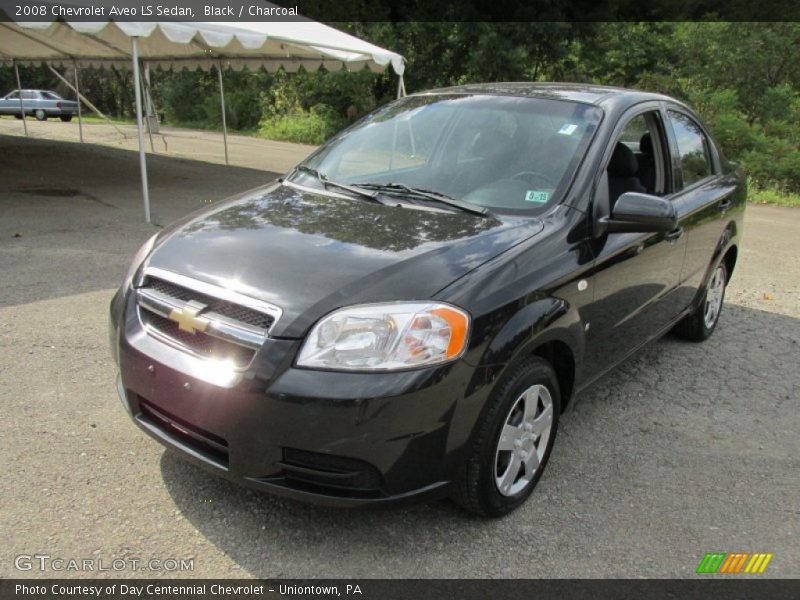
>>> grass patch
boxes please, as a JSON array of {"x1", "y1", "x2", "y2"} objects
[
  {"x1": 749, "y1": 185, "x2": 800, "y2": 207},
  {"x1": 160, "y1": 119, "x2": 258, "y2": 136},
  {"x1": 78, "y1": 115, "x2": 136, "y2": 125},
  {"x1": 81, "y1": 115, "x2": 261, "y2": 137}
]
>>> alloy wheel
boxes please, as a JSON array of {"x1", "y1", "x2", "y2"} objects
[
  {"x1": 494, "y1": 384, "x2": 554, "y2": 497},
  {"x1": 704, "y1": 265, "x2": 726, "y2": 329}
]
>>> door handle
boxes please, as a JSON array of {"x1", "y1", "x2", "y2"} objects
[
  {"x1": 718, "y1": 198, "x2": 733, "y2": 211},
  {"x1": 664, "y1": 226, "x2": 684, "y2": 244}
]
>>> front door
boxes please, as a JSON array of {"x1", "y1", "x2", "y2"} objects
[{"x1": 583, "y1": 107, "x2": 689, "y2": 380}]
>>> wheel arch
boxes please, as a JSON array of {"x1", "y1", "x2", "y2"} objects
[
  {"x1": 693, "y1": 222, "x2": 739, "y2": 308},
  {"x1": 467, "y1": 297, "x2": 584, "y2": 411},
  {"x1": 722, "y1": 244, "x2": 738, "y2": 281},
  {"x1": 530, "y1": 339, "x2": 576, "y2": 411}
]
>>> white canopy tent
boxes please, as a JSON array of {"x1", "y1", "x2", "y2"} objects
[{"x1": 0, "y1": 18, "x2": 406, "y2": 222}]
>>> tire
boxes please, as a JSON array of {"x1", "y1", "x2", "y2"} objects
[
  {"x1": 60, "y1": 115, "x2": 73, "y2": 122},
  {"x1": 35, "y1": 109, "x2": 47, "y2": 121},
  {"x1": 14, "y1": 113, "x2": 22, "y2": 120},
  {"x1": 451, "y1": 355, "x2": 560, "y2": 517},
  {"x1": 674, "y1": 261, "x2": 728, "y2": 342}
]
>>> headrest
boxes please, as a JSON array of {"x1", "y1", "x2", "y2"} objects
[
  {"x1": 608, "y1": 142, "x2": 639, "y2": 177},
  {"x1": 639, "y1": 132, "x2": 653, "y2": 155}
]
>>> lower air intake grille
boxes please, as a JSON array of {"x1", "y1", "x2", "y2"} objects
[
  {"x1": 278, "y1": 448, "x2": 383, "y2": 495},
  {"x1": 137, "y1": 397, "x2": 229, "y2": 468}
]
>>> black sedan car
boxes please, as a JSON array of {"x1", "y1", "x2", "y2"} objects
[{"x1": 110, "y1": 83, "x2": 745, "y2": 516}]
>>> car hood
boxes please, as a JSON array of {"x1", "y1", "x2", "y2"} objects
[{"x1": 146, "y1": 182, "x2": 544, "y2": 338}]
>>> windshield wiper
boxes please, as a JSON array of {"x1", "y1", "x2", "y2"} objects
[
  {"x1": 352, "y1": 182, "x2": 491, "y2": 217},
  {"x1": 290, "y1": 165, "x2": 387, "y2": 205}
]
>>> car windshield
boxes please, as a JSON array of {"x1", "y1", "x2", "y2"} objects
[{"x1": 291, "y1": 94, "x2": 603, "y2": 215}]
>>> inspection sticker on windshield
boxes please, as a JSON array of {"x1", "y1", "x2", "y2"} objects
[
  {"x1": 525, "y1": 190, "x2": 549, "y2": 204},
  {"x1": 558, "y1": 123, "x2": 578, "y2": 135}
]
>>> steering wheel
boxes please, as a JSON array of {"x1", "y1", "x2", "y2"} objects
[{"x1": 511, "y1": 171, "x2": 558, "y2": 188}]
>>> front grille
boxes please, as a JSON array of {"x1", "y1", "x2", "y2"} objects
[
  {"x1": 135, "y1": 270, "x2": 281, "y2": 369},
  {"x1": 147, "y1": 277, "x2": 275, "y2": 330},
  {"x1": 137, "y1": 397, "x2": 229, "y2": 468},
  {"x1": 277, "y1": 448, "x2": 383, "y2": 496},
  {"x1": 140, "y1": 310, "x2": 255, "y2": 367}
]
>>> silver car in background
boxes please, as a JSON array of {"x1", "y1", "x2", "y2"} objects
[{"x1": 0, "y1": 89, "x2": 79, "y2": 121}]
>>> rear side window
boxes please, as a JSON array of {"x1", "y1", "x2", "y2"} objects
[
  {"x1": 20, "y1": 91, "x2": 38, "y2": 99},
  {"x1": 667, "y1": 110, "x2": 713, "y2": 188}
]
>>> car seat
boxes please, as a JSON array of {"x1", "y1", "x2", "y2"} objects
[{"x1": 608, "y1": 142, "x2": 646, "y2": 207}]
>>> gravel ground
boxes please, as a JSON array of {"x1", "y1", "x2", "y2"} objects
[{"x1": 0, "y1": 128, "x2": 798, "y2": 579}]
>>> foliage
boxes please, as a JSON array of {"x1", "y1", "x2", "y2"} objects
[
  {"x1": 254, "y1": 68, "x2": 376, "y2": 144},
  {"x1": 259, "y1": 104, "x2": 345, "y2": 145},
  {"x1": 4, "y1": 22, "x2": 800, "y2": 203}
]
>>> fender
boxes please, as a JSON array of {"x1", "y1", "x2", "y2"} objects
[{"x1": 464, "y1": 296, "x2": 584, "y2": 398}]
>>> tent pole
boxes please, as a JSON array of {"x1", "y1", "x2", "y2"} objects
[
  {"x1": 13, "y1": 61, "x2": 28, "y2": 136},
  {"x1": 73, "y1": 61, "x2": 83, "y2": 143},
  {"x1": 131, "y1": 37, "x2": 151, "y2": 223},
  {"x1": 47, "y1": 63, "x2": 112, "y2": 122},
  {"x1": 217, "y1": 61, "x2": 229, "y2": 166},
  {"x1": 141, "y1": 62, "x2": 155, "y2": 152},
  {"x1": 143, "y1": 62, "x2": 153, "y2": 116}
]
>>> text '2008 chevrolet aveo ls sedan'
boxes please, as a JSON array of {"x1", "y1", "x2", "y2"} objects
[{"x1": 110, "y1": 83, "x2": 744, "y2": 516}]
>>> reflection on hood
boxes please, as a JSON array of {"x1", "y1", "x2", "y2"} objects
[
  {"x1": 179, "y1": 183, "x2": 499, "y2": 253},
  {"x1": 149, "y1": 182, "x2": 544, "y2": 337}
]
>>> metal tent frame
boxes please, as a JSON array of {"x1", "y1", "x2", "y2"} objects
[{"x1": 3, "y1": 19, "x2": 406, "y2": 222}]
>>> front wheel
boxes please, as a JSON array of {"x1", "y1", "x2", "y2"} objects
[
  {"x1": 451, "y1": 356, "x2": 560, "y2": 517},
  {"x1": 674, "y1": 262, "x2": 728, "y2": 341}
]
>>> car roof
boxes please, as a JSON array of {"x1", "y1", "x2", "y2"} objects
[{"x1": 415, "y1": 82, "x2": 677, "y2": 109}]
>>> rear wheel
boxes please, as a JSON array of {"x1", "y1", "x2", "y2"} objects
[
  {"x1": 35, "y1": 109, "x2": 47, "y2": 121},
  {"x1": 60, "y1": 115, "x2": 73, "y2": 122},
  {"x1": 675, "y1": 262, "x2": 727, "y2": 341},
  {"x1": 451, "y1": 356, "x2": 560, "y2": 517},
  {"x1": 14, "y1": 113, "x2": 22, "y2": 120}
]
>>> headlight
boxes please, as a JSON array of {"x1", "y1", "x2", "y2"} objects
[
  {"x1": 123, "y1": 233, "x2": 157, "y2": 288},
  {"x1": 296, "y1": 302, "x2": 470, "y2": 371}
]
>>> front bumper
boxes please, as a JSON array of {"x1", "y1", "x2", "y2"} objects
[{"x1": 111, "y1": 291, "x2": 488, "y2": 507}]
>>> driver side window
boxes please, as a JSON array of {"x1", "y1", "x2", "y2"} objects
[{"x1": 606, "y1": 111, "x2": 668, "y2": 208}]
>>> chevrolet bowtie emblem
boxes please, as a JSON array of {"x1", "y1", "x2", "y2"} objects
[{"x1": 168, "y1": 300, "x2": 209, "y2": 334}]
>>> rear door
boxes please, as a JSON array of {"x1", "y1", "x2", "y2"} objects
[{"x1": 663, "y1": 106, "x2": 736, "y2": 306}]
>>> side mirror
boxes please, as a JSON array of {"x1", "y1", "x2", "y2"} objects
[{"x1": 597, "y1": 192, "x2": 677, "y2": 235}]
